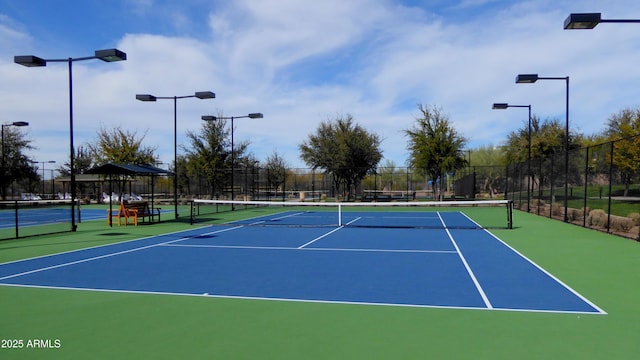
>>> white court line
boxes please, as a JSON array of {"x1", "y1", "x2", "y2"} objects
[
  {"x1": 438, "y1": 212, "x2": 493, "y2": 309},
  {"x1": 297, "y1": 226, "x2": 345, "y2": 249},
  {"x1": 457, "y1": 212, "x2": 607, "y2": 315},
  {"x1": 0, "y1": 282, "x2": 605, "y2": 315},
  {"x1": 162, "y1": 243, "x2": 458, "y2": 254},
  {"x1": 0, "y1": 225, "x2": 224, "y2": 266},
  {"x1": 0, "y1": 226, "x2": 244, "y2": 282},
  {"x1": 0, "y1": 215, "x2": 607, "y2": 315}
]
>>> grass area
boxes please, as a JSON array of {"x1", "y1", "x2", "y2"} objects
[
  {"x1": 578, "y1": 198, "x2": 640, "y2": 217},
  {"x1": 511, "y1": 183, "x2": 640, "y2": 217},
  {"x1": 1, "y1": 209, "x2": 639, "y2": 359}
]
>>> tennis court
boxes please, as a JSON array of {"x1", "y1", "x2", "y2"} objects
[
  {"x1": 0, "y1": 201, "x2": 604, "y2": 314},
  {"x1": 2, "y1": 203, "x2": 640, "y2": 359}
]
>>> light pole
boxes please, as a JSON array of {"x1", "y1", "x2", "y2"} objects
[
  {"x1": 516, "y1": 74, "x2": 570, "y2": 222},
  {"x1": 201, "y1": 113, "x2": 264, "y2": 207},
  {"x1": 50, "y1": 169, "x2": 56, "y2": 197},
  {"x1": 38, "y1": 160, "x2": 56, "y2": 196},
  {"x1": 564, "y1": 13, "x2": 640, "y2": 29},
  {"x1": 136, "y1": 91, "x2": 215, "y2": 219},
  {"x1": 1, "y1": 121, "x2": 29, "y2": 200},
  {"x1": 15, "y1": 49, "x2": 127, "y2": 231},
  {"x1": 493, "y1": 103, "x2": 532, "y2": 212}
]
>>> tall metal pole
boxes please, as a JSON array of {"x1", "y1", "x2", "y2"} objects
[
  {"x1": 15, "y1": 48, "x2": 126, "y2": 231},
  {"x1": 231, "y1": 116, "x2": 235, "y2": 209},
  {"x1": 200, "y1": 113, "x2": 262, "y2": 208},
  {"x1": 174, "y1": 96, "x2": 178, "y2": 218},
  {"x1": 136, "y1": 91, "x2": 214, "y2": 218},
  {"x1": 68, "y1": 58, "x2": 77, "y2": 230},
  {"x1": 41, "y1": 163, "x2": 45, "y2": 195},
  {"x1": 515, "y1": 74, "x2": 569, "y2": 221},
  {"x1": 527, "y1": 105, "x2": 531, "y2": 213},
  {"x1": 564, "y1": 77, "x2": 570, "y2": 222}
]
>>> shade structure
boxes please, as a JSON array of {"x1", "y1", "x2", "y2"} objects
[{"x1": 85, "y1": 163, "x2": 172, "y2": 176}]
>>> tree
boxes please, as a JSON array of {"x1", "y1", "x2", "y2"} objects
[
  {"x1": 299, "y1": 114, "x2": 383, "y2": 199},
  {"x1": 503, "y1": 116, "x2": 584, "y2": 197},
  {"x1": 77, "y1": 126, "x2": 158, "y2": 196},
  {"x1": 57, "y1": 146, "x2": 95, "y2": 176},
  {"x1": 263, "y1": 151, "x2": 289, "y2": 197},
  {"x1": 469, "y1": 145, "x2": 505, "y2": 198},
  {"x1": 1, "y1": 126, "x2": 37, "y2": 200},
  {"x1": 404, "y1": 104, "x2": 467, "y2": 201},
  {"x1": 184, "y1": 116, "x2": 250, "y2": 198},
  {"x1": 88, "y1": 126, "x2": 157, "y2": 166},
  {"x1": 604, "y1": 108, "x2": 640, "y2": 196},
  {"x1": 503, "y1": 116, "x2": 563, "y2": 162}
]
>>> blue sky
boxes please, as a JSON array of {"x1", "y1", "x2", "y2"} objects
[{"x1": 2, "y1": 0, "x2": 640, "y2": 175}]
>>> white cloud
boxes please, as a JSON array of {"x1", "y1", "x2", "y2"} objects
[{"x1": 2, "y1": 0, "x2": 640, "y2": 172}]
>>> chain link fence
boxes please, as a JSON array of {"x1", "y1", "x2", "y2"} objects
[
  {"x1": 179, "y1": 135, "x2": 637, "y2": 240},
  {"x1": 3, "y1": 135, "x2": 635, "y2": 241},
  {"x1": 506, "y1": 134, "x2": 639, "y2": 240}
]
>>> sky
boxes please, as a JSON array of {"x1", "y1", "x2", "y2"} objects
[{"x1": 1, "y1": 0, "x2": 640, "y2": 178}]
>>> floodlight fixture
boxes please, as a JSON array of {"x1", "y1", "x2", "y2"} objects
[
  {"x1": 564, "y1": 13, "x2": 602, "y2": 29},
  {"x1": 195, "y1": 91, "x2": 215, "y2": 99},
  {"x1": 14, "y1": 56, "x2": 46, "y2": 67},
  {"x1": 515, "y1": 74, "x2": 539, "y2": 83},
  {"x1": 136, "y1": 94, "x2": 157, "y2": 102},
  {"x1": 95, "y1": 49, "x2": 127, "y2": 62},
  {"x1": 564, "y1": 12, "x2": 640, "y2": 29}
]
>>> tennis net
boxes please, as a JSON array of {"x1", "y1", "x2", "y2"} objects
[
  {"x1": 190, "y1": 199, "x2": 513, "y2": 230},
  {"x1": 0, "y1": 200, "x2": 75, "y2": 239}
]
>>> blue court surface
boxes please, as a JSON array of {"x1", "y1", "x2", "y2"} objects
[
  {"x1": 0, "y1": 205, "x2": 107, "y2": 229},
  {"x1": 0, "y1": 211, "x2": 605, "y2": 314}
]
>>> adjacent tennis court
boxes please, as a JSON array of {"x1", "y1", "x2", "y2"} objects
[
  {"x1": 0, "y1": 203, "x2": 106, "y2": 228},
  {"x1": 0, "y1": 202, "x2": 604, "y2": 314}
]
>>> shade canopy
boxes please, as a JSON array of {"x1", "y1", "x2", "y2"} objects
[{"x1": 85, "y1": 163, "x2": 172, "y2": 176}]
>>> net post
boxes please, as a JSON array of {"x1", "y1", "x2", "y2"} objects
[
  {"x1": 507, "y1": 200, "x2": 513, "y2": 229},
  {"x1": 14, "y1": 201, "x2": 19, "y2": 238},
  {"x1": 77, "y1": 198, "x2": 82, "y2": 223},
  {"x1": 338, "y1": 203, "x2": 342, "y2": 226},
  {"x1": 189, "y1": 200, "x2": 194, "y2": 225}
]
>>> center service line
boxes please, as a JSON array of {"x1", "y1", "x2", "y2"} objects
[{"x1": 437, "y1": 212, "x2": 493, "y2": 309}]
